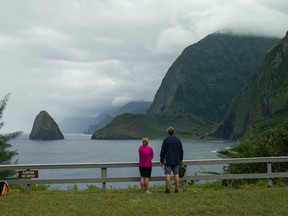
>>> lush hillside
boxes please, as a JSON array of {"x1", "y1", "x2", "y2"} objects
[
  {"x1": 214, "y1": 31, "x2": 288, "y2": 140},
  {"x1": 92, "y1": 112, "x2": 210, "y2": 139},
  {"x1": 92, "y1": 33, "x2": 279, "y2": 139},
  {"x1": 86, "y1": 101, "x2": 151, "y2": 134}
]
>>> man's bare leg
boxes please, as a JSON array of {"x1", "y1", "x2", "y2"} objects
[
  {"x1": 174, "y1": 174, "x2": 179, "y2": 192},
  {"x1": 165, "y1": 174, "x2": 171, "y2": 193}
]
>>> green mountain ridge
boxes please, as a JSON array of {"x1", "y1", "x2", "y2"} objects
[
  {"x1": 86, "y1": 101, "x2": 151, "y2": 134},
  {"x1": 214, "y1": 31, "x2": 288, "y2": 140},
  {"x1": 92, "y1": 33, "x2": 279, "y2": 140}
]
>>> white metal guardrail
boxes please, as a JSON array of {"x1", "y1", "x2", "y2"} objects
[{"x1": 1, "y1": 156, "x2": 288, "y2": 191}]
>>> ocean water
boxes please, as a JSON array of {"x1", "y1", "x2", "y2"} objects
[{"x1": 9, "y1": 134, "x2": 234, "y2": 189}]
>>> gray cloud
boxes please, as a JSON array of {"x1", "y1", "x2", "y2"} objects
[{"x1": 1, "y1": 0, "x2": 288, "y2": 133}]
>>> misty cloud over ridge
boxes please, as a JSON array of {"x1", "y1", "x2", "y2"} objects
[{"x1": 1, "y1": 0, "x2": 288, "y2": 133}]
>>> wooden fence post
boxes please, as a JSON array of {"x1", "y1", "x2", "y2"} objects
[
  {"x1": 26, "y1": 169, "x2": 31, "y2": 193},
  {"x1": 101, "y1": 167, "x2": 107, "y2": 190},
  {"x1": 183, "y1": 165, "x2": 188, "y2": 191},
  {"x1": 267, "y1": 162, "x2": 272, "y2": 187}
]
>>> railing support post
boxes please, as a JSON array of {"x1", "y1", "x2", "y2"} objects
[
  {"x1": 267, "y1": 162, "x2": 272, "y2": 187},
  {"x1": 101, "y1": 167, "x2": 107, "y2": 190},
  {"x1": 26, "y1": 169, "x2": 31, "y2": 193},
  {"x1": 26, "y1": 183, "x2": 31, "y2": 193},
  {"x1": 183, "y1": 165, "x2": 188, "y2": 191}
]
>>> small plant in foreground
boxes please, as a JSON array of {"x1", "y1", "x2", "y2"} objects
[
  {"x1": 67, "y1": 184, "x2": 79, "y2": 191},
  {"x1": 86, "y1": 184, "x2": 100, "y2": 191},
  {"x1": 10, "y1": 184, "x2": 49, "y2": 192}
]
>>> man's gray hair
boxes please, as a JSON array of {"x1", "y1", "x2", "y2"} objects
[{"x1": 167, "y1": 126, "x2": 175, "y2": 136}]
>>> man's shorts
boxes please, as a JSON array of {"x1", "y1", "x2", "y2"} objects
[
  {"x1": 139, "y1": 167, "x2": 152, "y2": 178},
  {"x1": 164, "y1": 164, "x2": 180, "y2": 175}
]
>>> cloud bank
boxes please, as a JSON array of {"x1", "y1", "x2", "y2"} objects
[{"x1": 1, "y1": 0, "x2": 288, "y2": 133}]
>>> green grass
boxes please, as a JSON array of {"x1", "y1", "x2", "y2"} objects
[{"x1": 1, "y1": 184, "x2": 288, "y2": 216}]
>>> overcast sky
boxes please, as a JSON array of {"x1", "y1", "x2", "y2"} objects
[{"x1": 1, "y1": 0, "x2": 288, "y2": 133}]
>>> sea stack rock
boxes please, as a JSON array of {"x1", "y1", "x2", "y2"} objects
[{"x1": 29, "y1": 110, "x2": 64, "y2": 140}]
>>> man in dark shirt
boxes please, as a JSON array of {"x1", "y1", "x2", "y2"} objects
[{"x1": 160, "y1": 126, "x2": 183, "y2": 193}]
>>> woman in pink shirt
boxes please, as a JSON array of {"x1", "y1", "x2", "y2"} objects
[{"x1": 138, "y1": 137, "x2": 154, "y2": 193}]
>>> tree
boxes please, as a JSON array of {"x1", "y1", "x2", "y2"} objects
[{"x1": 0, "y1": 93, "x2": 22, "y2": 179}]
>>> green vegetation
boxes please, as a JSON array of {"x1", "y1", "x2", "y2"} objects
[
  {"x1": 1, "y1": 183, "x2": 288, "y2": 215},
  {"x1": 215, "y1": 32, "x2": 288, "y2": 140},
  {"x1": 92, "y1": 112, "x2": 216, "y2": 139},
  {"x1": 0, "y1": 94, "x2": 22, "y2": 179},
  {"x1": 219, "y1": 118, "x2": 288, "y2": 184}
]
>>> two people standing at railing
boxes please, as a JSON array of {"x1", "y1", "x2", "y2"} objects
[{"x1": 138, "y1": 126, "x2": 183, "y2": 194}]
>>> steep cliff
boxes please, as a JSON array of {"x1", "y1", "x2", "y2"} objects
[
  {"x1": 214, "y1": 31, "x2": 288, "y2": 140},
  {"x1": 147, "y1": 33, "x2": 278, "y2": 122},
  {"x1": 29, "y1": 110, "x2": 64, "y2": 140}
]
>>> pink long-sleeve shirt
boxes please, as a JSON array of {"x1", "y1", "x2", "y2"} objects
[{"x1": 138, "y1": 144, "x2": 154, "y2": 167}]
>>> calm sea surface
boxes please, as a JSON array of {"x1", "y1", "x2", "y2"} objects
[{"x1": 9, "y1": 134, "x2": 234, "y2": 189}]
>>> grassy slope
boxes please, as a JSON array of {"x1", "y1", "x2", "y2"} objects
[
  {"x1": 2, "y1": 186, "x2": 288, "y2": 215},
  {"x1": 93, "y1": 113, "x2": 217, "y2": 139}
]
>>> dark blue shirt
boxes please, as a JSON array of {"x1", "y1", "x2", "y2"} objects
[{"x1": 160, "y1": 135, "x2": 183, "y2": 165}]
